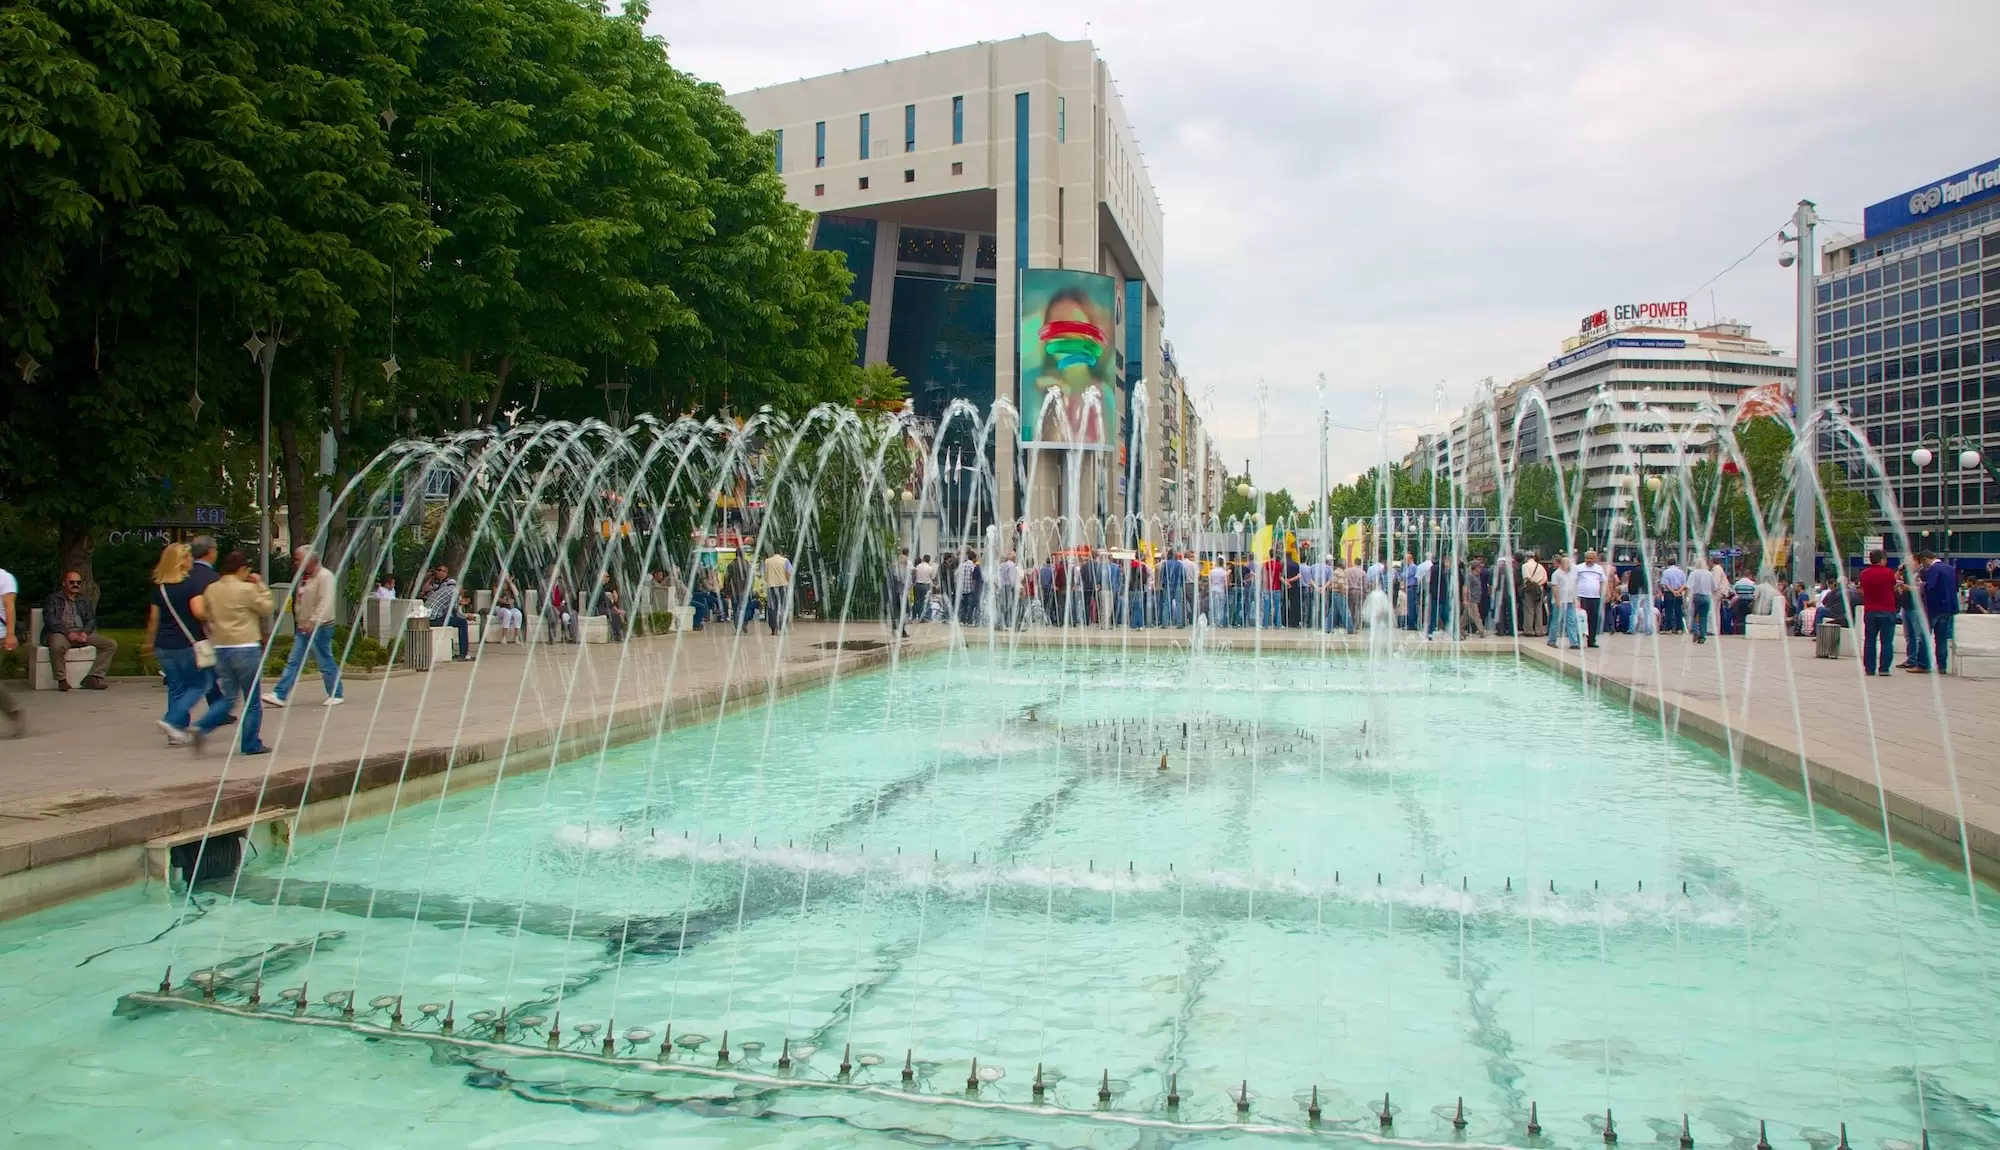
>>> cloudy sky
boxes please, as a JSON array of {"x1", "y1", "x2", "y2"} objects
[{"x1": 658, "y1": 0, "x2": 2000, "y2": 497}]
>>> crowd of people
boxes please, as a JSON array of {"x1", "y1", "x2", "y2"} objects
[{"x1": 873, "y1": 542, "x2": 1992, "y2": 671}]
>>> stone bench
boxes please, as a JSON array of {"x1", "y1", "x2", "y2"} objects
[
  {"x1": 27, "y1": 607, "x2": 100, "y2": 690},
  {"x1": 1954, "y1": 613, "x2": 2000, "y2": 680},
  {"x1": 1744, "y1": 612, "x2": 1784, "y2": 641},
  {"x1": 580, "y1": 615, "x2": 611, "y2": 643}
]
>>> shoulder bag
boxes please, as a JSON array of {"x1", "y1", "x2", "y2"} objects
[{"x1": 162, "y1": 584, "x2": 216, "y2": 669}]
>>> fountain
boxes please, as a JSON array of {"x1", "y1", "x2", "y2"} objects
[{"x1": 0, "y1": 397, "x2": 1987, "y2": 1150}]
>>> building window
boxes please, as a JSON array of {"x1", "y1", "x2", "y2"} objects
[
  {"x1": 858, "y1": 176, "x2": 869, "y2": 190},
  {"x1": 813, "y1": 184, "x2": 824, "y2": 196},
  {"x1": 773, "y1": 128, "x2": 783, "y2": 173},
  {"x1": 951, "y1": 161, "x2": 963, "y2": 176},
  {"x1": 952, "y1": 96, "x2": 963, "y2": 144},
  {"x1": 858, "y1": 113, "x2": 870, "y2": 160},
  {"x1": 815, "y1": 121, "x2": 825, "y2": 168},
  {"x1": 903, "y1": 169, "x2": 914, "y2": 183},
  {"x1": 1057, "y1": 96, "x2": 1066, "y2": 142},
  {"x1": 905, "y1": 104, "x2": 915, "y2": 152}
]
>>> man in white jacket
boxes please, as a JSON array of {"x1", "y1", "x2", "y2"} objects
[{"x1": 266, "y1": 546, "x2": 344, "y2": 707}]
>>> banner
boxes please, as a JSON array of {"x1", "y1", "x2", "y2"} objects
[{"x1": 1020, "y1": 269, "x2": 1118, "y2": 449}]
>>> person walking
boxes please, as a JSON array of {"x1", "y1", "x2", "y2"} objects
[
  {"x1": 996, "y1": 551, "x2": 1020, "y2": 631},
  {"x1": 1574, "y1": 550, "x2": 1609, "y2": 648},
  {"x1": 141, "y1": 543, "x2": 208, "y2": 744},
  {"x1": 1401, "y1": 553, "x2": 1423, "y2": 631},
  {"x1": 190, "y1": 551, "x2": 274, "y2": 755},
  {"x1": 266, "y1": 545, "x2": 344, "y2": 708},
  {"x1": 723, "y1": 553, "x2": 752, "y2": 630},
  {"x1": 762, "y1": 549, "x2": 793, "y2": 635},
  {"x1": 1911, "y1": 551, "x2": 1959, "y2": 674},
  {"x1": 0, "y1": 562, "x2": 18, "y2": 735},
  {"x1": 1344, "y1": 556, "x2": 1366, "y2": 635},
  {"x1": 187, "y1": 536, "x2": 229, "y2": 716},
  {"x1": 1856, "y1": 549, "x2": 1898, "y2": 675},
  {"x1": 888, "y1": 549, "x2": 912, "y2": 637}
]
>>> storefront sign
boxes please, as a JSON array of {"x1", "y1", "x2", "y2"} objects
[
  {"x1": 1865, "y1": 157, "x2": 2000, "y2": 237},
  {"x1": 1613, "y1": 301, "x2": 1688, "y2": 322}
]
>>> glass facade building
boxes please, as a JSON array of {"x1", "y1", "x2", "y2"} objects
[{"x1": 1819, "y1": 199, "x2": 2000, "y2": 557}]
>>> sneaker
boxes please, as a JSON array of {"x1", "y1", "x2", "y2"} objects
[
  {"x1": 157, "y1": 719, "x2": 191, "y2": 745},
  {"x1": 240, "y1": 745, "x2": 271, "y2": 756},
  {"x1": 262, "y1": 692, "x2": 288, "y2": 708},
  {"x1": 322, "y1": 696, "x2": 345, "y2": 707}
]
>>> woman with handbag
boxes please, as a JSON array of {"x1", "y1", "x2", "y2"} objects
[
  {"x1": 190, "y1": 551, "x2": 274, "y2": 755},
  {"x1": 140, "y1": 543, "x2": 211, "y2": 746}
]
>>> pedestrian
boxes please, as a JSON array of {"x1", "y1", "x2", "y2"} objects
[
  {"x1": 1910, "y1": 551, "x2": 1959, "y2": 674},
  {"x1": 1575, "y1": 550, "x2": 1609, "y2": 648},
  {"x1": 0, "y1": 561, "x2": 18, "y2": 735},
  {"x1": 1686, "y1": 557, "x2": 1717, "y2": 643},
  {"x1": 957, "y1": 546, "x2": 982, "y2": 625},
  {"x1": 1344, "y1": 555, "x2": 1366, "y2": 635},
  {"x1": 912, "y1": 553, "x2": 935, "y2": 623},
  {"x1": 1402, "y1": 553, "x2": 1424, "y2": 630},
  {"x1": 1548, "y1": 552, "x2": 1583, "y2": 649},
  {"x1": 1520, "y1": 551, "x2": 1546, "y2": 635},
  {"x1": 266, "y1": 545, "x2": 344, "y2": 708},
  {"x1": 763, "y1": 549, "x2": 792, "y2": 634},
  {"x1": 190, "y1": 551, "x2": 274, "y2": 755},
  {"x1": 997, "y1": 551, "x2": 1020, "y2": 630},
  {"x1": 598, "y1": 572, "x2": 628, "y2": 642},
  {"x1": 1856, "y1": 549, "x2": 1898, "y2": 675},
  {"x1": 141, "y1": 543, "x2": 209, "y2": 744},
  {"x1": 1660, "y1": 557, "x2": 1687, "y2": 633}
]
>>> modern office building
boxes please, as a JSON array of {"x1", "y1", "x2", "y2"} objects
[
  {"x1": 728, "y1": 35, "x2": 1178, "y2": 533},
  {"x1": 1439, "y1": 309, "x2": 1793, "y2": 539},
  {"x1": 1816, "y1": 156, "x2": 2000, "y2": 559}
]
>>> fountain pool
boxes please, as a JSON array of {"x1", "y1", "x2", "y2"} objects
[{"x1": 3, "y1": 647, "x2": 1993, "y2": 1149}]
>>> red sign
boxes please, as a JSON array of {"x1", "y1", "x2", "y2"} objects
[{"x1": 1579, "y1": 309, "x2": 1609, "y2": 335}]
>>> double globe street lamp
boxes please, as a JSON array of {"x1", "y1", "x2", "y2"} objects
[{"x1": 1907, "y1": 436, "x2": 1985, "y2": 554}]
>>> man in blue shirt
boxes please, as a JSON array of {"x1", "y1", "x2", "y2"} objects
[{"x1": 1910, "y1": 552, "x2": 1959, "y2": 674}]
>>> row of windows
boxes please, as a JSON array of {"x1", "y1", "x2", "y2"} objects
[
  {"x1": 1821, "y1": 342, "x2": 1997, "y2": 388},
  {"x1": 779, "y1": 96, "x2": 971, "y2": 173},
  {"x1": 1834, "y1": 373, "x2": 2000, "y2": 414},
  {"x1": 1818, "y1": 235, "x2": 1995, "y2": 305},
  {"x1": 1820, "y1": 309, "x2": 1988, "y2": 362},
  {"x1": 808, "y1": 162, "x2": 967, "y2": 197},
  {"x1": 1822, "y1": 275, "x2": 1993, "y2": 332}
]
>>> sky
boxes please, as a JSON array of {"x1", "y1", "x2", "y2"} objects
[{"x1": 656, "y1": 0, "x2": 2000, "y2": 497}]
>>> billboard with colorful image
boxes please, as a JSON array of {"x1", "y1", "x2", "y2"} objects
[{"x1": 1019, "y1": 268, "x2": 1118, "y2": 449}]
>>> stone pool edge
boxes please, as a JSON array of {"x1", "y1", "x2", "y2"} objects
[
  {"x1": 1516, "y1": 642, "x2": 2000, "y2": 888},
  {"x1": 0, "y1": 638, "x2": 928, "y2": 921}
]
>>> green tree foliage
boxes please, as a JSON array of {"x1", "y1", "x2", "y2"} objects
[
  {"x1": 1, "y1": 0, "x2": 865, "y2": 589},
  {"x1": 1218, "y1": 473, "x2": 1296, "y2": 525}
]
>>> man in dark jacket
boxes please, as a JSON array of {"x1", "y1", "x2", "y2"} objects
[
  {"x1": 1911, "y1": 552, "x2": 1959, "y2": 673},
  {"x1": 42, "y1": 571, "x2": 117, "y2": 689}
]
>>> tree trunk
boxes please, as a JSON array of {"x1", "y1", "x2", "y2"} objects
[
  {"x1": 325, "y1": 348, "x2": 352, "y2": 568},
  {"x1": 57, "y1": 523, "x2": 96, "y2": 607},
  {"x1": 278, "y1": 421, "x2": 310, "y2": 561},
  {"x1": 481, "y1": 353, "x2": 513, "y2": 427}
]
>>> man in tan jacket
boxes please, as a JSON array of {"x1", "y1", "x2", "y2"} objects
[{"x1": 266, "y1": 546, "x2": 343, "y2": 708}]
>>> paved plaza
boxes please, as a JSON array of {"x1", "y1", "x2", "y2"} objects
[{"x1": 2, "y1": 622, "x2": 1993, "y2": 915}]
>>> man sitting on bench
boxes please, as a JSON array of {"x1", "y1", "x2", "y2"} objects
[{"x1": 42, "y1": 570, "x2": 117, "y2": 690}]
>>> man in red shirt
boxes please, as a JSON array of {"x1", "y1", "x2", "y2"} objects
[{"x1": 1855, "y1": 549, "x2": 1900, "y2": 676}]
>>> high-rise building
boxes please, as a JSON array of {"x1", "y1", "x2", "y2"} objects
[
  {"x1": 1443, "y1": 308, "x2": 1793, "y2": 543},
  {"x1": 1816, "y1": 156, "x2": 2000, "y2": 560},
  {"x1": 728, "y1": 36, "x2": 1174, "y2": 534}
]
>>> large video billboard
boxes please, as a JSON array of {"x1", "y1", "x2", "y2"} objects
[{"x1": 1020, "y1": 268, "x2": 1117, "y2": 449}]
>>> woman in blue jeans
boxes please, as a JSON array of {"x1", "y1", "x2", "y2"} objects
[
  {"x1": 191, "y1": 551, "x2": 275, "y2": 754},
  {"x1": 141, "y1": 543, "x2": 211, "y2": 745}
]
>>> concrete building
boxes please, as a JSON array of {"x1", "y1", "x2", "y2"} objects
[
  {"x1": 728, "y1": 36, "x2": 1171, "y2": 534},
  {"x1": 1816, "y1": 155, "x2": 2000, "y2": 561},
  {"x1": 1541, "y1": 311, "x2": 1794, "y2": 538},
  {"x1": 1435, "y1": 309, "x2": 1792, "y2": 541}
]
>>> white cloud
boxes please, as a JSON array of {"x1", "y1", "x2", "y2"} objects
[{"x1": 656, "y1": 0, "x2": 2000, "y2": 496}]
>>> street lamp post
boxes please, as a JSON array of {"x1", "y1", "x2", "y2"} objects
[
  {"x1": 1908, "y1": 437, "x2": 1985, "y2": 555},
  {"x1": 1779, "y1": 201, "x2": 1819, "y2": 581},
  {"x1": 243, "y1": 328, "x2": 280, "y2": 583}
]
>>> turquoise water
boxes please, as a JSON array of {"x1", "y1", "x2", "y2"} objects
[{"x1": 3, "y1": 648, "x2": 1995, "y2": 1148}]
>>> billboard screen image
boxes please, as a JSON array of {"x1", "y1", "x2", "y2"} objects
[{"x1": 1020, "y1": 268, "x2": 1118, "y2": 449}]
